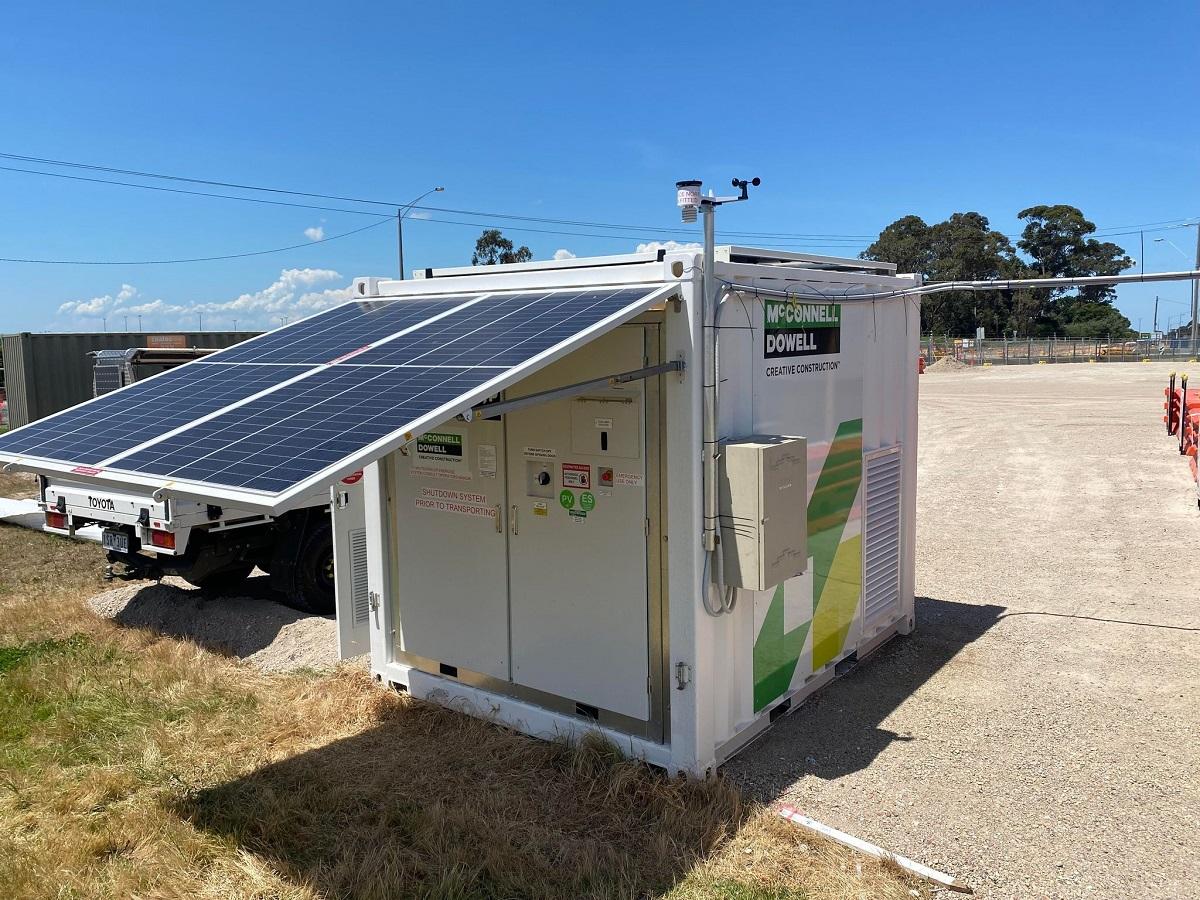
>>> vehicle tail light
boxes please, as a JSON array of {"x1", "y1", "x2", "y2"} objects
[
  {"x1": 148, "y1": 529, "x2": 175, "y2": 550},
  {"x1": 45, "y1": 511, "x2": 68, "y2": 530}
]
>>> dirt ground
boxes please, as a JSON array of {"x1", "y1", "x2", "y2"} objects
[
  {"x1": 87, "y1": 577, "x2": 345, "y2": 673},
  {"x1": 726, "y1": 361, "x2": 1200, "y2": 898}
]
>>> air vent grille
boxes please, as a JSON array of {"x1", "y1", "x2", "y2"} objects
[
  {"x1": 863, "y1": 449, "x2": 902, "y2": 626},
  {"x1": 350, "y1": 528, "x2": 370, "y2": 625}
]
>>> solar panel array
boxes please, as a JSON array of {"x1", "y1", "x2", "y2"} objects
[
  {"x1": 0, "y1": 285, "x2": 668, "y2": 500},
  {"x1": 0, "y1": 363, "x2": 309, "y2": 465}
]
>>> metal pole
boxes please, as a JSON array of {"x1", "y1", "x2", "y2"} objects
[
  {"x1": 1154, "y1": 296, "x2": 1159, "y2": 336},
  {"x1": 397, "y1": 209, "x2": 405, "y2": 280},
  {"x1": 1191, "y1": 225, "x2": 1199, "y2": 356},
  {"x1": 701, "y1": 201, "x2": 718, "y2": 554}
]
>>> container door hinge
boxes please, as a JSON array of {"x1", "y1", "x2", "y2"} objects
[
  {"x1": 675, "y1": 661, "x2": 692, "y2": 691},
  {"x1": 369, "y1": 591, "x2": 381, "y2": 613}
]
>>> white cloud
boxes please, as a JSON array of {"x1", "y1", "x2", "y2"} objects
[
  {"x1": 53, "y1": 268, "x2": 353, "y2": 331},
  {"x1": 304, "y1": 225, "x2": 325, "y2": 241},
  {"x1": 636, "y1": 240, "x2": 702, "y2": 254},
  {"x1": 553, "y1": 248, "x2": 576, "y2": 260},
  {"x1": 409, "y1": 210, "x2": 432, "y2": 220}
]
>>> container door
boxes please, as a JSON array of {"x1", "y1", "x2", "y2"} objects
[
  {"x1": 391, "y1": 419, "x2": 510, "y2": 680},
  {"x1": 333, "y1": 474, "x2": 370, "y2": 659},
  {"x1": 504, "y1": 325, "x2": 652, "y2": 721}
]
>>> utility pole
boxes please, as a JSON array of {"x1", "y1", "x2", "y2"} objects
[
  {"x1": 137, "y1": 315, "x2": 142, "y2": 332},
  {"x1": 1192, "y1": 224, "x2": 1199, "y2": 356},
  {"x1": 1153, "y1": 295, "x2": 1159, "y2": 336}
]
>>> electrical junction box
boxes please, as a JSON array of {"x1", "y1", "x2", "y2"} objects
[{"x1": 718, "y1": 435, "x2": 808, "y2": 591}]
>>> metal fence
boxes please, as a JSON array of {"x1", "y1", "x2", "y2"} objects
[{"x1": 923, "y1": 336, "x2": 1200, "y2": 366}]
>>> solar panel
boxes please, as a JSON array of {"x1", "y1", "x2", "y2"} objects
[
  {"x1": 0, "y1": 283, "x2": 676, "y2": 509},
  {"x1": 209, "y1": 295, "x2": 477, "y2": 365},
  {"x1": 350, "y1": 288, "x2": 656, "y2": 367},
  {"x1": 0, "y1": 363, "x2": 312, "y2": 465},
  {"x1": 115, "y1": 365, "x2": 493, "y2": 491}
]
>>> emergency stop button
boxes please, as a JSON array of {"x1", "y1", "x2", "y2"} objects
[{"x1": 600, "y1": 467, "x2": 614, "y2": 486}]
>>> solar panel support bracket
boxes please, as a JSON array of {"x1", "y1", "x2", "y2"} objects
[{"x1": 467, "y1": 360, "x2": 684, "y2": 421}]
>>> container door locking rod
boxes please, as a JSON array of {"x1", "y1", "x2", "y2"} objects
[{"x1": 463, "y1": 360, "x2": 684, "y2": 421}]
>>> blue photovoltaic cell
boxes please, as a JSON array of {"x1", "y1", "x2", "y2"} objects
[
  {"x1": 350, "y1": 288, "x2": 654, "y2": 367},
  {"x1": 0, "y1": 363, "x2": 311, "y2": 465},
  {"x1": 108, "y1": 287, "x2": 664, "y2": 493},
  {"x1": 115, "y1": 365, "x2": 493, "y2": 491},
  {"x1": 209, "y1": 295, "x2": 476, "y2": 364}
]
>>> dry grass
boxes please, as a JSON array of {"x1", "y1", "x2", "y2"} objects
[
  {"x1": 0, "y1": 471, "x2": 38, "y2": 499},
  {"x1": 0, "y1": 523, "x2": 924, "y2": 899}
]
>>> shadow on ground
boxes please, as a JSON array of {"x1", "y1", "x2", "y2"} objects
[
  {"x1": 725, "y1": 596, "x2": 1005, "y2": 798},
  {"x1": 105, "y1": 575, "x2": 329, "y2": 660},
  {"x1": 179, "y1": 700, "x2": 746, "y2": 899}
]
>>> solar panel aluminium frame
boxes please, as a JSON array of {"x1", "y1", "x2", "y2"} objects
[{"x1": 2, "y1": 282, "x2": 679, "y2": 514}]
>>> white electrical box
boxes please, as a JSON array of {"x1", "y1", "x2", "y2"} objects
[{"x1": 718, "y1": 435, "x2": 808, "y2": 591}]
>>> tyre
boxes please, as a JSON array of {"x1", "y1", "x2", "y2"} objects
[
  {"x1": 286, "y1": 521, "x2": 335, "y2": 615},
  {"x1": 185, "y1": 563, "x2": 255, "y2": 594}
]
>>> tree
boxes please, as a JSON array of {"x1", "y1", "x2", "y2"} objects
[
  {"x1": 863, "y1": 211, "x2": 1030, "y2": 336},
  {"x1": 472, "y1": 229, "x2": 532, "y2": 266},
  {"x1": 863, "y1": 204, "x2": 1136, "y2": 338}
]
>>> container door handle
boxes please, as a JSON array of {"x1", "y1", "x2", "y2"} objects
[
  {"x1": 509, "y1": 504, "x2": 518, "y2": 535},
  {"x1": 494, "y1": 504, "x2": 503, "y2": 533}
]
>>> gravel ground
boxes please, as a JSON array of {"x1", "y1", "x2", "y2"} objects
[
  {"x1": 725, "y1": 361, "x2": 1200, "y2": 898},
  {"x1": 86, "y1": 575, "x2": 351, "y2": 673}
]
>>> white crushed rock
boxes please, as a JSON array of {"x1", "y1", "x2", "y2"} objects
[
  {"x1": 924, "y1": 355, "x2": 970, "y2": 373},
  {"x1": 725, "y1": 361, "x2": 1200, "y2": 899},
  {"x1": 85, "y1": 575, "x2": 355, "y2": 673}
]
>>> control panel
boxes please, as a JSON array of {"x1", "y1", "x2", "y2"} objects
[{"x1": 718, "y1": 435, "x2": 808, "y2": 591}]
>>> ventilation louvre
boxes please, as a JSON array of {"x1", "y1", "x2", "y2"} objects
[
  {"x1": 349, "y1": 528, "x2": 370, "y2": 625},
  {"x1": 863, "y1": 448, "x2": 902, "y2": 627}
]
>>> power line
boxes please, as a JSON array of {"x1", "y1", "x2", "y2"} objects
[
  {"x1": 4, "y1": 150, "x2": 1194, "y2": 242},
  {"x1": 0, "y1": 151, "x2": 877, "y2": 240},
  {"x1": 0, "y1": 215, "x2": 392, "y2": 265},
  {"x1": 0, "y1": 151, "x2": 1194, "y2": 265},
  {"x1": 0, "y1": 163, "x2": 868, "y2": 255}
]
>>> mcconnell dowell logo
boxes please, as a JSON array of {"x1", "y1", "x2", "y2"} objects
[{"x1": 763, "y1": 300, "x2": 841, "y2": 358}]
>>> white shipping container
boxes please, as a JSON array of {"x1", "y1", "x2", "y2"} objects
[{"x1": 339, "y1": 245, "x2": 919, "y2": 775}]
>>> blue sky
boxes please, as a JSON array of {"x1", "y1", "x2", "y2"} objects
[{"x1": 1, "y1": 1, "x2": 1196, "y2": 334}]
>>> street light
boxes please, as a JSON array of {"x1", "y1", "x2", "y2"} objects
[
  {"x1": 1155, "y1": 226, "x2": 1200, "y2": 355},
  {"x1": 397, "y1": 186, "x2": 444, "y2": 280}
]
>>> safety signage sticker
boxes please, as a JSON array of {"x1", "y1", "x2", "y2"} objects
[
  {"x1": 524, "y1": 446, "x2": 558, "y2": 459},
  {"x1": 559, "y1": 489, "x2": 575, "y2": 509},
  {"x1": 579, "y1": 491, "x2": 596, "y2": 511},
  {"x1": 414, "y1": 487, "x2": 494, "y2": 519},
  {"x1": 614, "y1": 471, "x2": 642, "y2": 487},
  {"x1": 477, "y1": 443, "x2": 497, "y2": 479},
  {"x1": 562, "y1": 462, "x2": 591, "y2": 489},
  {"x1": 533, "y1": 500, "x2": 548, "y2": 517}
]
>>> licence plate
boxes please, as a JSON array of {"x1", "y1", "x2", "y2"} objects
[{"x1": 102, "y1": 530, "x2": 130, "y2": 554}]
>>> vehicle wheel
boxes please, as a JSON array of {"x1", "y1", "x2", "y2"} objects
[
  {"x1": 286, "y1": 521, "x2": 335, "y2": 615},
  {"x1": 186, "y1": 564, "x2": 254, "y2": 594}
]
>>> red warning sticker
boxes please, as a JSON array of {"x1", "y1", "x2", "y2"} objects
[{"x1": 562, "y1": 463, "x2": 591, "y2": 489}]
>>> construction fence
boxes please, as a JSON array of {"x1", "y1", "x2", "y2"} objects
[{"x1": 924, "y1": 336, "x2": 1200, "y2": 366}]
